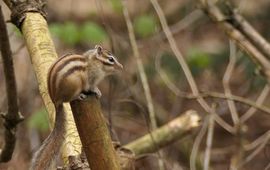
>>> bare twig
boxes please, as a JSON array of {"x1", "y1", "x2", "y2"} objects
[
  {"x1": 197, "y1": 0, "x2": 270, "y2": 82},
  {"x1": 150, "y1": 0, "x2": 199, "y2": 96},
  {"x1": 240, "y1": 132, "x2": 270, "y2": 168},
  {"x1": 156, "y1": 52, "x2": 270, "y2": 117},
  {"x1": 203, "y1": 114, "x2": 214, "y2": 170},
  {"x1": 121, "y1": 1, "x2": 164, "y2": 169},
  {"x1": 140, "y1": 10, "x2": 204, "y2": 44},
  {"x1": 223, "y1": 40, "x2": 239, "y2": 125},
  {"x1": 168, "y1": 10, "x2": 203, "y2": 38},
  {"x1": 198, "y1": 91, "x2": 270, "y2": 115},
  {"x1": 231, "y1": 9, "x2": 270, "y2": 60},
  {"x1": 0, "y1": 5, "x2": 22, "y2": 162},
  {"x1": 121, "y1": 0, "x2": 157, "y2": 131},
  {"x1": 150, "y1": 0, "x2": 235, "y2": 134},
  {"x1": 244, "y1": 130, "x2": 270, "y2": 151},
  {"x1": 190, "y1": 116, "x2": 208, "y2": 170},
  {"x1": 240, "y1": 85, "x2": 270, "y2": 123}
]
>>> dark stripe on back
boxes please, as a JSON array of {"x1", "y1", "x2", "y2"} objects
[
  {"x1": 53, "y1": 55, "x2": 86, "y2": 77},
  {"x1": 48, "y1": 54, "x2": 86, "y2": 100},
  {"x1": 55, "y1": 66, "x2": 86, "y2": 93},
  {"x1": 61, "y1": 66, "x2": 86, "y2": 79}
]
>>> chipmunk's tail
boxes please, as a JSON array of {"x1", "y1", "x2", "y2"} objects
[{"x1": 31, "y1": 104, "x2": 66, "y2": 170}]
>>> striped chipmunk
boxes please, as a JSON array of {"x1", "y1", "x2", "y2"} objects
[{"x1": 31, "y1": 45, "x2": 123, "y2": 170}]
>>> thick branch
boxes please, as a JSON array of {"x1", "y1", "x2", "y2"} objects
[
  {"x1": 70, "y1": 96, "x2": 121, "y2": 170},
  {"x1": 0, "y1": 5, "x2": 22, "y2": 162},
  {"x1": 124, "y1": 110, "x2": 200, "y2": 155}
]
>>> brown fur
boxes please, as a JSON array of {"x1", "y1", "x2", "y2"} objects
[{"x1": 32, "y1": 46, "x2": 122, "y2": 170}]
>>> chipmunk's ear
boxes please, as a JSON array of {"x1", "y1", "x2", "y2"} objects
[{"x1": 95, "y1": 45, "x2": 103, "y2": 55}]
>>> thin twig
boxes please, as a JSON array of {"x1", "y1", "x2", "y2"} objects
[
  {"x1": 0, "y1": 5, "x2": 22, "y2": 162},
  {"x1": 203, "y1": 114, "x2": 214, "y2": 170},
  {"x1": 156, "y1": 52, "x2": 270, "y2": 120},
  {"x1": 240, "y1": 85, "x2": 270, "y2": 123},
  {"x1": 190, "y1": 116, "x2": 208, "y2": 170},
  {"x1": 244, "y1": 130, "x2": 270, "y2": 151},
  {"x1": 140, "y1": 10, "x2": 204, "y2": 44},
  {"x1": 264, "y1": 162, "x2": 270, "y2": 170},
  {"x1": 232, "y1": 9, "x2": 270, "y2": 60},
  {"x1": 122, "y1": 0, "x2": 157, "y2": 131},
  {"x1": 121, "y1": 1, "x2": 164, "y2": 169},
  {"x1": 198, "y1": 91, "x2": 270, "y2": 115},
  {"x1": 150, "y1": 0, "x2": 235, "y2": 134},
  {"x1": 239, "y1": 132, "x2": 270, "y2": 168},
  {"x1": 223, "y1": 40, "x2": 239, "y2": 125},
  {"x1": 198, "y1": 0, "x2": 270, "y2": 82},
  {"x1": 150, "y1": 0, "x2": 199, "y2": 96},
  {"x1": 155, "y1": 53, "x2": 234, "y2": 133}
]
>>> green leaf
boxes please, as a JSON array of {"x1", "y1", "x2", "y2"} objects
[
  {"x1": 187, "y1": 48, "x2": 211, "y2": 75},
  {"x1": 27, "y1": 108, "x2": 49, "y2": 132},
  {"x1": 80, "y1": 22, "x2": 108, "y2": 44},
  {"x1": 134, "y1": 15, "x2": 157, "y2": 38}
]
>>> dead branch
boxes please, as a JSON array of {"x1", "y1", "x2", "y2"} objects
[
  {"x1": 124, "y1": 110, "x2": 200, "y2": 155},
  {"x1": 0, "y1": 5, "x2": 23, "y2": 162},
  {"x1": 197, "y1": 1, "x2": 270, "y2": 82},
  {"x1": 70, "y1": 96, "x2": 121, "y2": 170}
]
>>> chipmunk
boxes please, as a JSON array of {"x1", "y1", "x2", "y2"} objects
[{"x1": 31, "y1": 45, "x2": 123, "y2": 170}]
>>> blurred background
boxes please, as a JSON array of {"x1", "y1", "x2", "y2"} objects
[{"x1": 0, "y1": 0, "x2": 270, "y2": 169}]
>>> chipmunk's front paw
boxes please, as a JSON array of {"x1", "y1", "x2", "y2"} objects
[
  {"x1": 78, "y1": 93, "x2": 88, "y2": 100},
  {"x1": 78, "y1": 87, "x2": 102, "y2": 100},
  {"x1": 92, "y1": 87, "x2": 102, "y2": 98}
]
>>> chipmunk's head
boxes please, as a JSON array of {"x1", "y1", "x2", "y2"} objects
[{"x1": 93, "y1": 45, "x2": 123, "y2": 73}]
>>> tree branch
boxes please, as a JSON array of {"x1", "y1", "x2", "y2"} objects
[
  {"x1": 2, "y1": 0, "x2": 82, "y2": 164},
  {"x1": 223, "y1": 40, "x2": 239, "y2": 125},
  {"x1": 0, "y1": 5, "x2": 23, "y2": 162},
  {"x1": 124, "y1": 110, "x2": 200, "y2": 156},
  {"x1": 150, "y1": 0, "x2": 235, "y2": 134},
  {"x1": 197, "y1": 1, "x2": 270, "y2": 82},
  {"x1": 155, "y1": 53, "x2": 270, "y2": 116},
  {"x1": 70, "y1": 96, "x2": 121, "y2": 170}
]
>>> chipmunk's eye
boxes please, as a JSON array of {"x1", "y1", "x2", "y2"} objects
[{"x1": 108, "y1": 57, "x2": 115, "y2": 63}]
